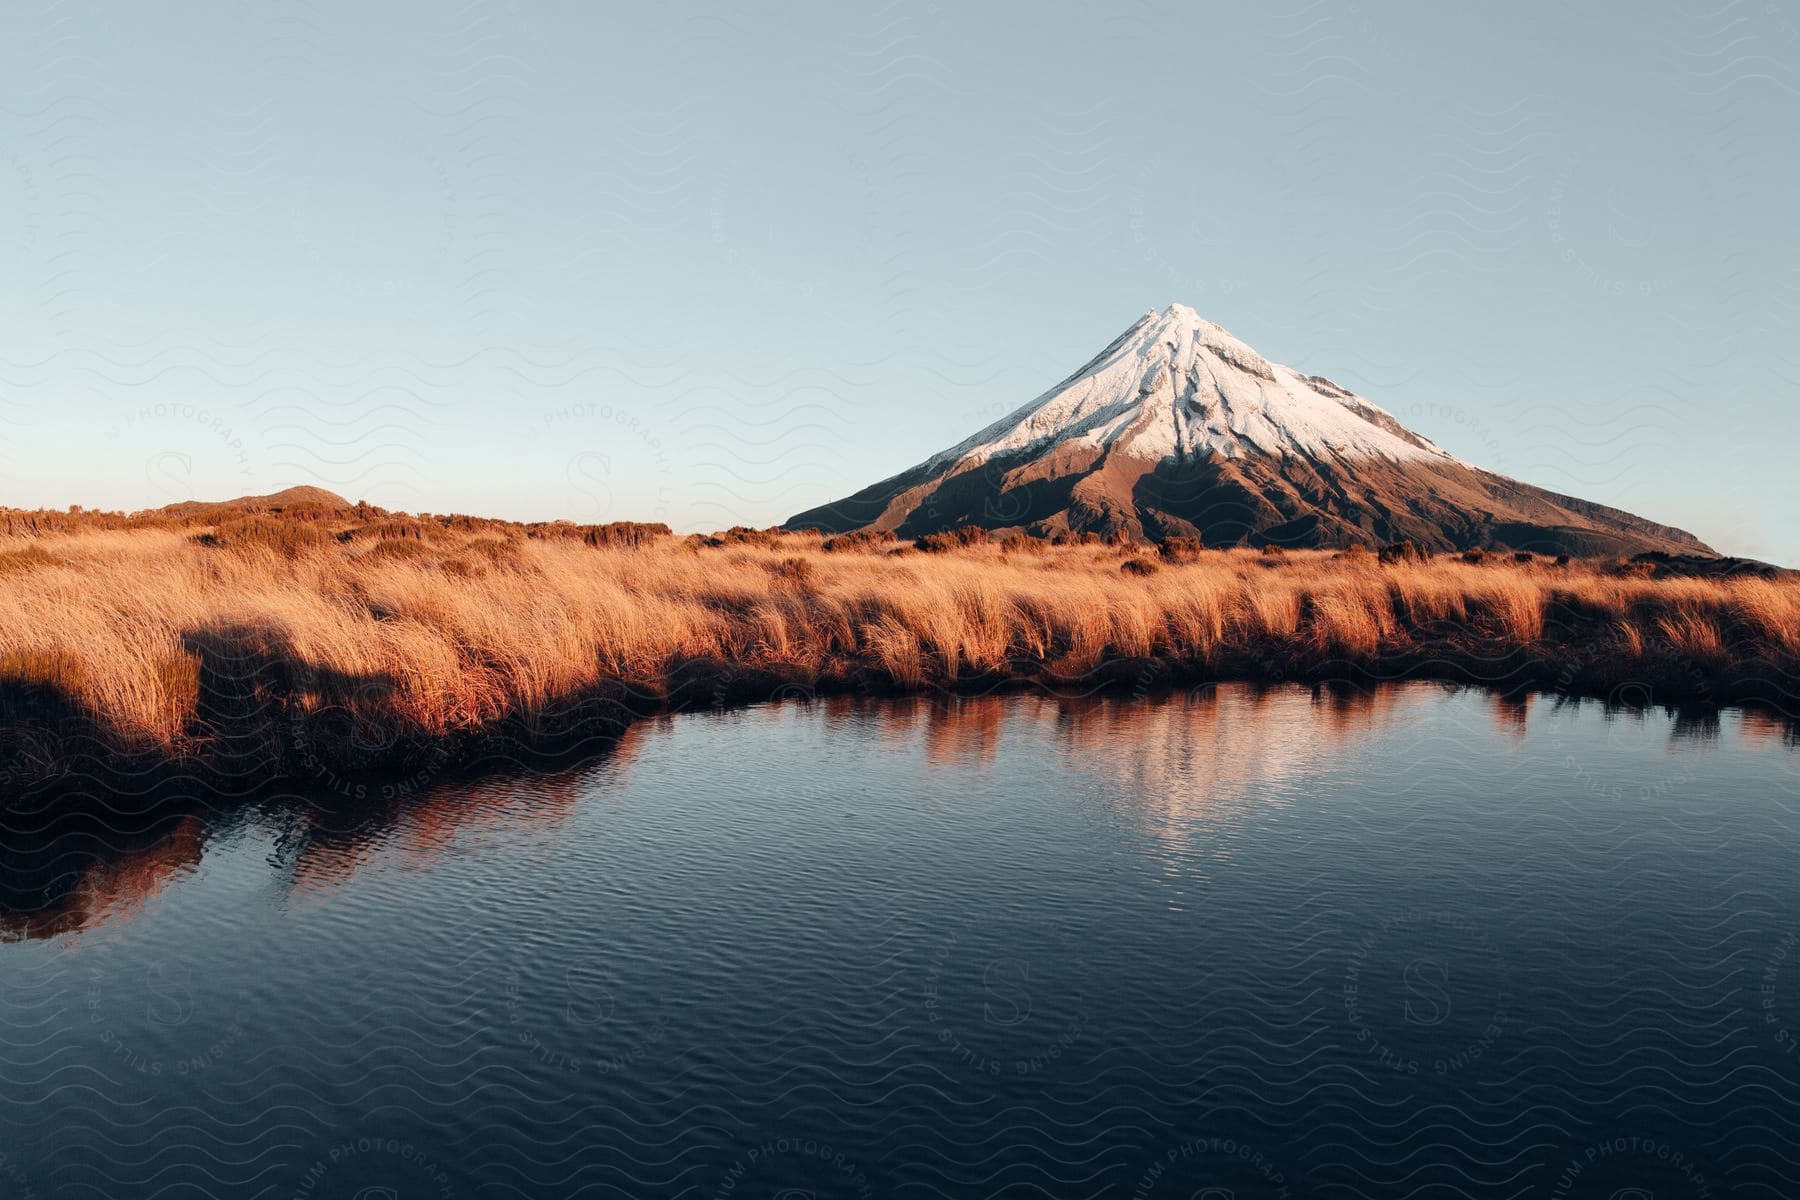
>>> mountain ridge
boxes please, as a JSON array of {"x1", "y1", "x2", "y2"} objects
[{"x1": 787, "y1": 305, "x2": 1713, "y2": 557}]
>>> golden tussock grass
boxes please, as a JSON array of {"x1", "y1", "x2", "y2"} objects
[{"x1": 0, "y1": 522, "x2": 1795, "y2": 788}]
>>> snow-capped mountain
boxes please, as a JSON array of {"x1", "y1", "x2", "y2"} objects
[{"x1": 786, "y1": 305, "x2": 1712, "y2": 555}]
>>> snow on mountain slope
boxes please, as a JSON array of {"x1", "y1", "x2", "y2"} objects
[
  {"x1": 787, "y1": 306, "x2": 1713, "y2": 556},
  {"x1": 927, "y1": 305, "x2": 1448, "y2": 473}
]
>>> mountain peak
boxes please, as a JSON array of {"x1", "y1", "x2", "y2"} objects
[
  {"x1": 945, "y1": 303, "x2": 1433, "y2": 475},
  {"x1": 1137, "y1": 303, "x2": 1229, "y2": 346},
  {"x1": 787, "y1": 306, "x2": 1712, "y2": 556}
]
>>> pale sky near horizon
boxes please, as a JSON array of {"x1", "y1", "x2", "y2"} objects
[{"x1": 1, "y1": 2, "x2": 1795, "y2": 561}]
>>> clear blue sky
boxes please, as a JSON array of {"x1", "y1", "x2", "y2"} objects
[{"x1": 1, "y1": 2, "x2": 1794, "y2": 560}]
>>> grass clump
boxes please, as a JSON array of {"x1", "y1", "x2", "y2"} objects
[
  {"x1": 359, "y1": 538, "x2": 436, "y2": 564},
  {"x1": 772, "y1": 556, "x2": 814, "y2": 584},
  {"x1": 0, "y1": 545, "x2": 63, "y2": 576},
  {"x1": 194, "y1": 517, "x2": 333, "y2": 555}
]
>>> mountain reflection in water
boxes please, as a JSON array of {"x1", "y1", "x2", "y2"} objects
[
  {"x1": 2, "y1": 680, "x2": 1798, "y2": 1199},
  {"x1": 3, "y1": 681, "x2": 1791, "y2": 942}
]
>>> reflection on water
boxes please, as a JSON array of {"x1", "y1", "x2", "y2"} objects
[
  {"x1": 0, "y1": 728, "x2": 641, "y2": 942},
  {"x1": 4, "y1": 683, "x2": 1792, "y2": 943},
  {"x1": 0, "y1": 813, "x2": 209, "y2": 942},
  {"x1": 5, "y1": 686, "x2": 1314, "y2": 937},
  {"x1": 2, "y1": 681, "x2": 1798, "y2": 1198},
  {"x1": 278, "y1": 759, "x2": 596, "y2": 900}
]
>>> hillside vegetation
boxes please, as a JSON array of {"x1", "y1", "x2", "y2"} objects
[{"x1": 1, "y1": 503, "x2": 1795, "y2": 794}]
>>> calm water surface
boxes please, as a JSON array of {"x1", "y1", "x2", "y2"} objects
[{"x1": 1, "y1": 683, "x2": 1797, "y2": 1198}]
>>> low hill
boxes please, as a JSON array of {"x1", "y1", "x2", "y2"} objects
[{"x1": 160, "y1": 486, "x2": 354, "y2": 517}]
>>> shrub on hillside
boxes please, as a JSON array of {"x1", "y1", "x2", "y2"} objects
[
  {"x1": 1120, "y1": 557, "x2": 1160, "y2": 576},
  {"x1": 580, "y1": 521, "x2": 670, "y2": 549},
  {"x1": 821, "y1": 530, "x2": 898, "y2": 553},
  {"x1": 915, "y1": 526, "x2": 990, "y2": 553},
  {"x1": 523, "y1": 520, "x2": 599, "y2": 543},
  {"x1": 692, "y1": 526, "x2": 785, "y2": 550},
  {"x1": 0, "y1": 507, "x2": 149, "y2": 536},
  {"x1": 436, "y1": 512, "x2": 516, "y2": 535},
  {"x1": 997, "y1": 531, "x2": 1046, "y2": 555},
  {"x1": 1158, "y1": 536, "x2": 1204, "y2": 564},
  {"x1": 1378, "y1": 540, "x2": 1426, "y2": 565},
  {"x1": 727, "y1": 526, "x2": 786, "y2": 548}
]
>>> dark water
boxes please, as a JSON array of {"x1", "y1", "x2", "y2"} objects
[{"x1": 2, "y1": 683, "x2": 1798, "y2": 1199}]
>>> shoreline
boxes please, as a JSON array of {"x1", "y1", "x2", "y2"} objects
[
  {"x1": 6, "y1": 647, "x2": 1796, "y2": 805},
  {"x1": 4, "y1": 525, "x2": 1797, "y2": 801}
]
